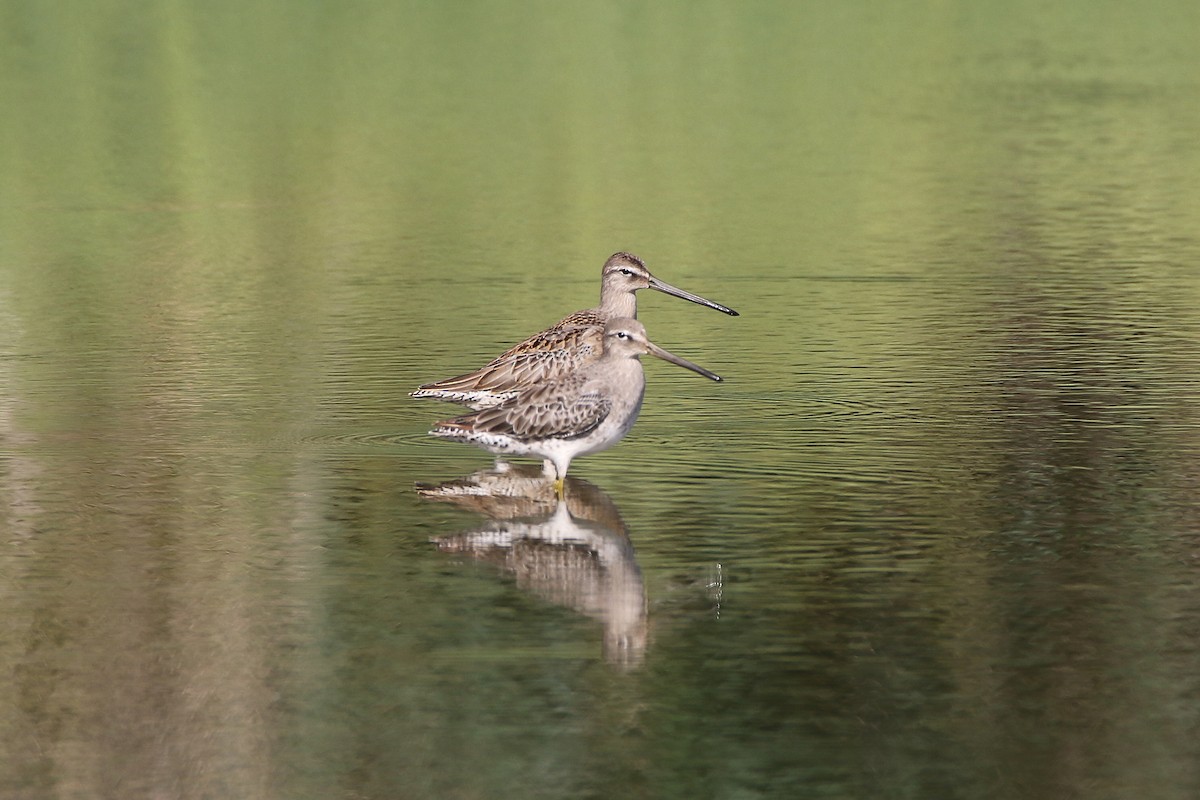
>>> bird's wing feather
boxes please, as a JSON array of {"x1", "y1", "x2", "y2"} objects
[
  {"x1": 417, "y1": 324, "x2": 602, "y2": 394},
  {"x1": 472, "y1": 375, "x2": 611, "y2": 441}
]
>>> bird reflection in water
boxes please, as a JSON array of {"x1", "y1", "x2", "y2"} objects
[{"x1": 418, "y1": 464, "x2": 647, "y2": 667}]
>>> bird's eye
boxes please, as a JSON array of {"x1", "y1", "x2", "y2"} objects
[
  {"x1": 616, "y1": 332, "x2": 630, "y2": 339},
  {"x1": 620, "y1": 268, "x2": 635, "y2": 276}
]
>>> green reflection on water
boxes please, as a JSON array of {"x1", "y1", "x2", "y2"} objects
[{"x1": 3, "y1": 2, "x2": 1200, "y2": 799}]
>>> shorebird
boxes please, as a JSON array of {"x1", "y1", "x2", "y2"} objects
[
  {"x1": 411, "y1": 252, "x2": 736, "y2": 409},
  {"x1": 428, "y1": 318, "x2": 721, "y2": 496}
]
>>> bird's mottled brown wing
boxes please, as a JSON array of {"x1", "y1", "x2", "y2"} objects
[
  {"x1": 542, "y1": 308, "x2": 605, "y2": 332},
  {"x1": 469, "y1": 374, "x2": 612, "y2": 442},
  {"x1": 417, "y1": 325, "x2": 603, "y2": 396},
  {"x1": 485, "y1": 309, "x2": 603, "y2": 364}
]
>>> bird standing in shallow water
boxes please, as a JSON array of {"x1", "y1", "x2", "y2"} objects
[
  {"x1": 429, "y1": 318, "x2": 722, "y2": 497},
  {"x1": 411, "y1": 252, "x2": 736, "y2": 409}
]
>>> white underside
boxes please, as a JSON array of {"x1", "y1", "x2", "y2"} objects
[
  {"x1": 437, "y1": 411, "x2": 638, "y2": 479},
  {"x1": 432, "y1": 363, "x2": 646, "y2": 480}
]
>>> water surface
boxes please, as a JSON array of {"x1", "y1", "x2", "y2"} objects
[{"x1": 3, "y1": 2, "x2": 1200, "y2": 799}]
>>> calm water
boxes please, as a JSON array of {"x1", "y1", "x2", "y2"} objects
[{"x1": 4, "y1": 2, "x2": 1200, "y2": 798}]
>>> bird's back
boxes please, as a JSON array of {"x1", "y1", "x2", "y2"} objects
[{"x1": 413, "y1": 310, "x2": 607, "y2": 407}]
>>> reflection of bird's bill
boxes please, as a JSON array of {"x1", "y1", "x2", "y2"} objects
[
  {"x1": 647, "y1": 341, "x2": 722, "y2": 382},
  {"x1": 648, "y1": 275, "x2": 739, "y2": 317}
]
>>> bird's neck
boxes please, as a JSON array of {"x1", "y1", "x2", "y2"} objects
[
  {"x1": 598, "y1": 288, "x2": 638, "y2": 319},
  {"x1": 598, "y1": 354, "x2": 645, "y2": 391}
]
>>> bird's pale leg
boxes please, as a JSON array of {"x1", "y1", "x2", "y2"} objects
[{"x1": 550, "y1": 461, "x2": 566, "y2": 499}]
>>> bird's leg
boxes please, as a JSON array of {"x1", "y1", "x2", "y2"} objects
[{"x1": 546, "y1": 460, "x2": 566, "y2": 498}]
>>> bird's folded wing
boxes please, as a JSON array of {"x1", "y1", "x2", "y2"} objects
[{"x1": 475, "y1": 378, "x2": 611, "y2": 441}]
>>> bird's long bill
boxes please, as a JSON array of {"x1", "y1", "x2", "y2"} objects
[
  {"x1": 648, "y1": 276, "x2": 739, "y2": 316},
  {"x1": 647, "y1": 342, "x2": 723, "y2": 382}
]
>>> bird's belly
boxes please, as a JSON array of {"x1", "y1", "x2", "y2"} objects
[{"x1": 577, "y1": 392, "x2": 644, "y2": 458}]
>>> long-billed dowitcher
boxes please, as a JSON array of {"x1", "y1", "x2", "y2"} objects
[
  {"x1": 411, "y1": 252, "x2": 736, "y2": 409},
  {"x1": 429, "y1": 318, "x2": 721, "y2": 496}
]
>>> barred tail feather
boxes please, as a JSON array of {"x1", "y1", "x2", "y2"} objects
[{"x1": 410, "y1": 387, "x2": 512, "y2": 409}]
